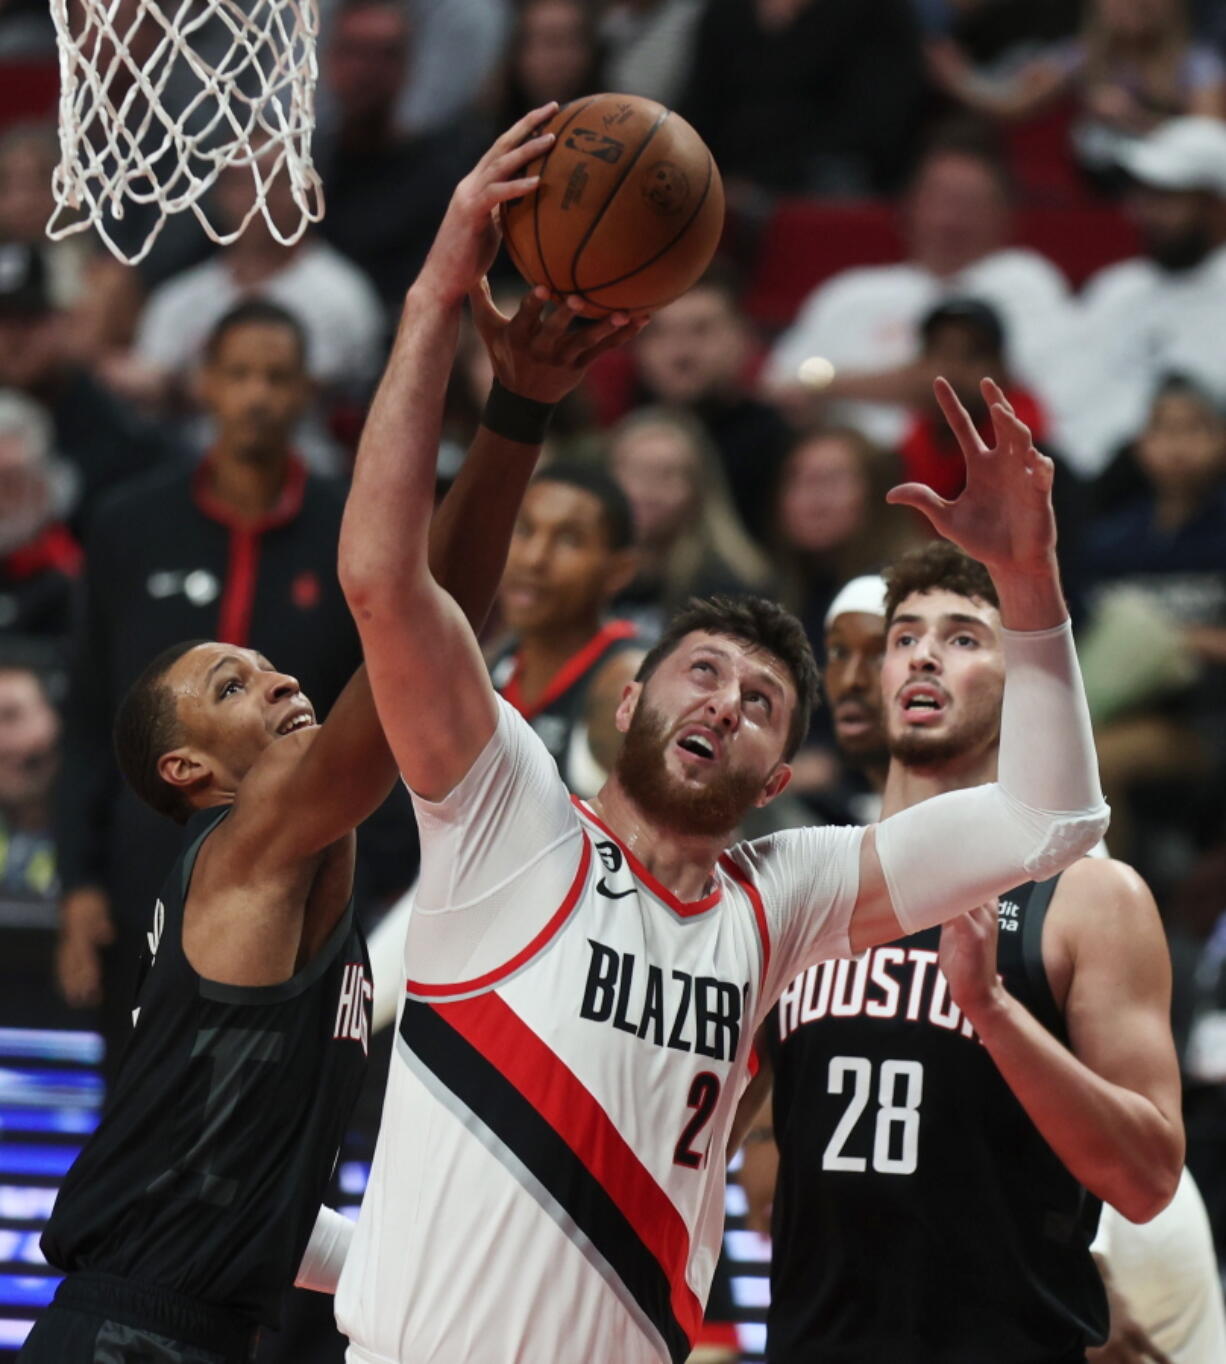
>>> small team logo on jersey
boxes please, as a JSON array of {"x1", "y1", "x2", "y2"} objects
[
  {"x1": 333, "y1": 961, "x2": 373, "y2": 1056},
  {"x1": 997, "y1": 899, "x2": 1021, "y2": 932},
  {"x1": 595, "y1": 840, "x2": 635, "y2": 900},
  {"x1": 133, "y1": 899, "x2": 166, "y2": 1027}
]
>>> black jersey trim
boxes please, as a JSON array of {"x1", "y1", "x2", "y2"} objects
[
  {"x1": 399, "y1": 997, "x2": 695, "y2": 1364},
  {"x1": 180, "y1": 806, "x2": 231, "y2": 899},
  {"x1": 1016, "y1": 875, "x2": 1068, "y2": 1041},
  {"x1": 198, "y1": 899, "x2": 359, "y2": 1004}
]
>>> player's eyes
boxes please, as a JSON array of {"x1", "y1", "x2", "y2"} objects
[{"x1": 218, "y1": 678, "x2": 242, "y2": 699}]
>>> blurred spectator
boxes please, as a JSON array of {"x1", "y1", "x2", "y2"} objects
[
  {"x1": 0, "y1": 122, "x2": 143, "y2": 364},
  {"x1": 1079, "y1": 375, "x2": 1226, "y2": 865},
  {"x1": 0, "y1": 388, "x2": 79, "y2": 640},
  {"x1": 0, "y1": 242, "x2": 179, "y2": 525},
  {"x1": 1046, "y1": 117, "x2": 1226, "y2": 476},
  {"x1": 633, "y1": 266, "x2": 790, "y2": 541},
  {"x1": 496, "y1": 0, "x2": 604, "y2": 126},
  {"x1": 681, "y1": 0, "x2": 924, "y2": 198},
  {"x1": 117, "y1": 141, "x2": 384, "y2": 469},
  {"x1": 928, "y1": 0, "x2": 1226, "y2": 171},
  {"x1": 0, "y1": 641, "x2": 59, "y2": 900},
  {"x1": 54, "y1": 299, "x2": 410, "y2": 1081},
  {"x1": 897, "y1": 296, "x2": 1088, "y2": 597},
  {"x1": 0, "y1": 0, "x2": 54, "y2": 57},
  {"x1": 607, "y1": 405, "x2": 772, "y2": 639},
  {"x1": 314, "y1": 0, "x2": 485, "y2": 310},
  {"x1": 600, "y1": 0, "x2": 703, "y2": 108},
  {"x1": 771, "y1": 426, "x2": 921, "y2": 657},
  {"x1": 762, "y1": 130, "x2": 1072, "y2": 449},
  {"x1": 395, "y1": 0, "x2": 510, "y2": 137}
]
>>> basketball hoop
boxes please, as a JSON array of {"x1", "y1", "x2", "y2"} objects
[{"x1": 47, "y1": 0, "x2": 325, "y2": 266}]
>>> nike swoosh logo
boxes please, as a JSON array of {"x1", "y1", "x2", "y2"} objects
[{"x1": 597, "y1": 878, "x2": 637, "y2": 900}]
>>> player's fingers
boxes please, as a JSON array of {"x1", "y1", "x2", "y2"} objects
[
  {"x1": 558, "y1": 308, "x2": 627, "y2": 359},
  {"x1": 504, "y1": 286, "x2": 550, "y2": 345},
  {"x1": 481, "y1": 174, "x2": 542, "y2": 211},
  {"x1": 571, "y1": 315, "x2": 646, "y2": 367},
  {"x1": 933, "y1": 377, "x2": 986, "y2": 462},
  {"x1": 988, "y1": 400, "x2": 1034, "y2": 458},
  {"x1": 487, "y1": 102, "x2": 559, "y2": 162},
  {"x1": 486, "y1": 133, "x2": 554, "y2": 187},
  {"x1": 537, "y1": 293, "x2": 586, "y2": 346},
  {"x1": 885, "y1": 480, "x2": 952, "y2": 526},
  {"x1": 980, "y1": 375, "x2": 1013, "y2": 413}
]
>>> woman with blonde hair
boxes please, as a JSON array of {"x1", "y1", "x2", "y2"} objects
[{"x1": 607, "y1": 405, "x2": 773, "y2": 639}]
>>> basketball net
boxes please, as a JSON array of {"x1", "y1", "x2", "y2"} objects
[{"x1": 48, "y1": 0, "x2": 325, "y2": 265}]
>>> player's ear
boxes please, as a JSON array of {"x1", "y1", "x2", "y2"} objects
[
  {"x1": 614, "y1": 680, "x2": 641, "y2": 735},
  {"x1": 157, "y1": 748, "x2": 210, "y2": 794},
  {"x1": 756, "y1": 762, "x2": 792, "y2": 808}
]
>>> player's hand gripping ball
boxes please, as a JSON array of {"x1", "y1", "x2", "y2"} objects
[{"x1": 501, "y1": 93, "x2": 725, "y2": 318}]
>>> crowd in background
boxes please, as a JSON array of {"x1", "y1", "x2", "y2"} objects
[{"x1": 2, "y1": 0, "x2": 1226, "y2": 1328}]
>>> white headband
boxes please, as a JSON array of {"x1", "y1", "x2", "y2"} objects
[{"x1": 824, "y1": 574, "x2": 888, "y2": 629}]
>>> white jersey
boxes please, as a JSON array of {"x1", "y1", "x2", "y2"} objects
[{"x1": 338, "y1": 699, "x2": 864, "y2": 1364}]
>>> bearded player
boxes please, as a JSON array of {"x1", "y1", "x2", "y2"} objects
[{"x1": 334, "y1": 105, "x2": 1111, "y2": 1364}]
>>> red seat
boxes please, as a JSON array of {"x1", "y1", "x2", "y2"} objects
[
  {"x1": 1013, "y1": 204, "x2": 1141, "y2": 290},
  {"x1": 0, "y1": 60, "x2": 60, "y2": 129}
]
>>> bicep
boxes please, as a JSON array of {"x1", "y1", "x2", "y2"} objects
[
  {"x1": 848, "y1": 826, "x2": 904, "y2": 954},
  {"x1": 1063, "y1": 878, "x2": 1182, "y2": 1123},
  {"x1": 353, "y1": 581, "x2": 499, "y2": 803}
]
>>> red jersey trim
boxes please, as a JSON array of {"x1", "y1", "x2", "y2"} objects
[
  {"x1": 502, "y1": 620, "x2": 638, "y2": 721},
  {"x1": 719, "y1": 853, "x2": 771, "y2": 996},
  {"x1": 439, "y1": 990, "x2": 705, "y2": 1344},
  {"x1": 406, "y1": 836, "x2": 592, "y2": 1000},
  {"x1": 572, "y1": 798, "x2": 723, "y2": 917}
]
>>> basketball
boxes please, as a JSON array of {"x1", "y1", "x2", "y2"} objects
[{"x1": 501, "y1": 93, "x2": 725, "y2": 318}]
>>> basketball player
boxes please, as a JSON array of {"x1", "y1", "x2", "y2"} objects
[
  {"x1": 20, "y1": 111, "x2": 644, "y2": 1364},
  {"x1": 492, "y1": 461, "x2": 644, "y2": 794},
  {"x1": 334, "y1": 100, "x2": 1111, "y2": 1364},
  {"x1": 758, "y1": 541, "x2": 1185, "y2": 1364}
]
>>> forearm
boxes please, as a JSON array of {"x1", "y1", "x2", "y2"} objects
[
  {"x1": 428, "y1": 422, "x2": 542, "y2": 633},
  {"x1": 295, "y1": 1205, "x2": 353, "y2": 1293},
  {"x1": 339, "y1": 284, "x2": 463, "y2": 606},
  {"x1": 966, "y1": 990, "x2": 1182, "y2": 1221}
]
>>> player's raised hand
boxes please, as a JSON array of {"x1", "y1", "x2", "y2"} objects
[
  {"x1": 938, "y1": 900, "x2": 1002, "y2": 1020},
  {"x1": 419, "y1": 104, "x2": 559, "y2": 306},
  {"x1": 470, "y1": 281, "x2": 650, "y2": 406},
  {"x1": 887, "y1": 377, "x2": 1057, "y2": 575}
]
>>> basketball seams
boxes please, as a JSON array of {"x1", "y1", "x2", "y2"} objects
[
  {"x1": 529, "y1": 97, "x2": 598, "y2": 298},
  {"x1": 568, "y1": 108, "x2": 670, "y2": 309},
  {"x1": 576, "y1": 151, "x2": 717, "y2": 302}
]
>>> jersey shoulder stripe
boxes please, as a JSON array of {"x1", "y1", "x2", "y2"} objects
[
  {"x1": 718, "y1": 852, "x2": 771, "y2": 994},
  {"x1": 572, "y1": 798, "x2": 721, "y2": 918},
  {"x1": 405, "y1": 836, "x2": 592, "y2": 1002},
  {"x1": 399, "y1": 991, "x2": 702, "y2": 1363}
]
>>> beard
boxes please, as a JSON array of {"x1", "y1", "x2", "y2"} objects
[
  {"x1": 615, "y1": 701, "x2": 765, "y2": 838},
  {"x1": 888, "y1": 713, "x2": 1000, "y2": 771}
]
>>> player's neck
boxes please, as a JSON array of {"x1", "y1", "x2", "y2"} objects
[
  {"x1": 514, "y1": 617, "x2": 605, "y2": 704},
  {"x1": 205, "y1": 448, "x2": 292, "y2": 523},
  {"x1": 590, "y1": 778, "x2": 727, "y2": 903},
  {"x1": 880, "y1": 746, "x2": 999, "y2": 819}
]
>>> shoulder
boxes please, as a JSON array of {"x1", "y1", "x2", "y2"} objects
[
  {"x1": 729, "y1": 821, "x2": 864, "y2": 885},
  {"x1": 1081, "y1": 257, "x2": 1154, "y2": 307},
  {"x1": 966, "y1": 248, "x2": 1069, "y2": 294},
  {"x1": 143, "y1": 259, "x2": 224, "y2": 315},
  {"x1": 1048, "y1": 856, "x2": 1162, "y2": 946},
  {"x1": 290, "y1": 243, "x2": 382, "y2": 308},
  {"x1": 91, "y1": 464, "x2": 194, "y2": 532},
  {"x1": 810, "y1": 263, "x2": 924, "y2": 308}
]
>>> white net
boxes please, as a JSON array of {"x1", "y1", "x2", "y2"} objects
[{"x1": 48, "y1": 0, "x2": 325, "y2": 265}]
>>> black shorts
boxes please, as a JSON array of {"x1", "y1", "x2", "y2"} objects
[{"x1": 18, "y1": 1273, "x2": 260, "y2": 1364}]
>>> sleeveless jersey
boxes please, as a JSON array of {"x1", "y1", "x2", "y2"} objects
[
  {"x1": 337, "y1": 698, "x2": 865, "y2": 1364},
  {"x1": 491, "y1": 619, "x2": 640, "y2": 794},
  {"x1": 42, "y1": 807, "x2": 372, "y2": 1327},
  {"x1": 764, "y1": 875, "x2": 1108, "y2": 1364}
]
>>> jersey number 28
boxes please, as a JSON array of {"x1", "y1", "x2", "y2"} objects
[{"x1": 823, "y1": 1056, "x2": 924, "y2": 1175}]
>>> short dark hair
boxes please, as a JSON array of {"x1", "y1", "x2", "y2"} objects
[
  {"x1": 884, "y1": 543, "x2": 998, "y2": 625},
  {"x1": 113, "y1": 640, "x2": 210, "y2": 825},
  {"x1": 533, "y1": 461, "x2": 635, "y2": 551},
  {"x1": 919, "y1": 297, "x2": 1005, "y2": 357},
  {"x1": 203, "y1": 298, "x2": 309, "y2": 370},
  {"x1": 635, "y1": 595, "x2": 819, "y2": 760}
]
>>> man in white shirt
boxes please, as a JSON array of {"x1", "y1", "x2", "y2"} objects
[
  {"x1": 335, "y1": 107, "x2": 1112, "y2": 1364},
  {"x1": 762, "y1": 133, "x2": 1070, "y2": 450},
  {"x1": 1043, "y1": 117, "x2": 1226, "y2": 478}
]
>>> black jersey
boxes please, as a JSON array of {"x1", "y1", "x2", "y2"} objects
[
  {"x1": 764, "y1": 876, "x2": 1108, "y2": 1364},
  {"x1": 491, "y1": 620, "x2": 640, "y2": 792},
  {"x1": 42, "y1": 807, "x2": 372, "y2": 1327}
]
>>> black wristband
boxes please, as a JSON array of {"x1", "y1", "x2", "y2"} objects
[{"x1": 480, "y1": 378, "x2": 556, "y2": 446}]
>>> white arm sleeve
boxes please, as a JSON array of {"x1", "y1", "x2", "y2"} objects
[
  {"x1": 295, "y1": 1206, "x2": 353, "y2": 1294},
  {"x1": 875, "y1": 619, "x2": 1109, "y2": 935}
]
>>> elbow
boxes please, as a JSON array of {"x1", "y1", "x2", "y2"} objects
[
  {"x1": 1020, "y1": 803, "x2": 1111, "y2": 881},
  {"x1": 1107, "y1": 1143, "x2": 1183, "y2": 1225}
]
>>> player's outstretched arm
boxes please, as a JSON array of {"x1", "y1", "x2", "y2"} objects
[
  {"x1": 339, "y1": 110, "x2": 644, "y2": 802},
  {"x1": 848, "y1": 378, "x2": 1108, "y2": 951},
  {"x1": 940, "y1": 861, "x2": 1184, "y2": 1223}
]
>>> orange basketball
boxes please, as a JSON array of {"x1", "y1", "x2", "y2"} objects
[{"x1": 501, "y1": 93, "x2": 725, "y2": 318}]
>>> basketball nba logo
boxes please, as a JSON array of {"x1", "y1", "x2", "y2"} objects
[{"x1": 334, "y1": 962, "x2": 373, "y2": 1056}]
